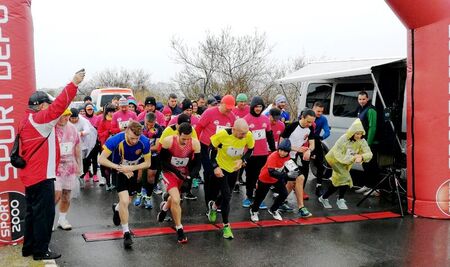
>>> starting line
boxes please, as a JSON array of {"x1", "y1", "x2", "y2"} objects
[{"x1": 82, "y1": 211, "x2": 401, "y2": 242}]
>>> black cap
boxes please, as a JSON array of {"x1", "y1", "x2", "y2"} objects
[
  {"x1": 214, "y1": 94, "x2": 222, "y2": 103},
  {"x1": 207, "y1": 97, "x2": 218, "y2": 106},
  {"x1": 83, "y1": 96, "x2": 92, "y2": 102},
  {"x1": 145, "y1": 96, "x2": 156, "y2": 106},
  {"x1": 70, "y1": 108, "x2": 79, "y2": 118},
  {"x1": 177, "y1": 113, "x2": 191, "y2": 125},
  {"x1": 181, "y1": 99, "x2": 193, "y2": 111},
  {"x1": 28, "y1": 91, "x2": 53, "y2": 105}
]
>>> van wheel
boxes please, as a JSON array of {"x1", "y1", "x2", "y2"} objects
[{"x1": 310, "y1": 143, "x2": 332, "y2": 179}]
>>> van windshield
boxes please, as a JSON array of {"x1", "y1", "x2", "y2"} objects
[{"x1": 100, "y1": 94, "x2": 132, "y2": 107}]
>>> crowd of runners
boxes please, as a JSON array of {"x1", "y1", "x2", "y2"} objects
[{"x1": 20, "y1": 70, "x2": 374, "y2": 258}]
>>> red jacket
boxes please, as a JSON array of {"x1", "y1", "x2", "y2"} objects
[
  {"x1": 18, "y1": 82, "x2": 78, "y2": 187},
  {"x1": 97, "y1": 119, "x2": 112, "y2": 146}
]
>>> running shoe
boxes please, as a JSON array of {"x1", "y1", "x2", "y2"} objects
[
  {"x1": 133, "y1": 193, "x2": 143, "y2": 206},
  {"x1": 318, "y1": 196, "x2": 332, "y2": 209},
  {"x1": 278, "y1": 202, "x2": 294, "y2": 212},
  {"x1": 57, "y1": 218, "x2": 72, "y2": 230},
  {"x1": 112, "y1": 203, "x2": 120, "y2": 226},
  {"x1": 303, "y1": 191, "x2": 310, "y2": 200},
  {"x1": 336, "y1": 198, "x2": 348, "y2": 210},
  {"x1": 144, "y1": 196, "x2": 153, "y2": 209},
  {"x1": 93, "y1": 175, "x2": 99, "y2": 183},
  {"x1": 363, "y1": 189, "x2": 380, "y2": 197},
  {"x1": 157, "y1": 201, "x2": 167, "y2": 222},
  {"x1": 83, "y1": 172, "x2": 90, "y2": 182},
  {"x1": 123, "y1": 232, "x2": 133, "y2": 249},
  {"x1": 177, "y1": 228, "x2": 188, "y2": 244},
  {"x1": 98, "y1": 176, "x2": 106, "y2": 186},
  {"x1": 259, "y1": 201, "x2": 268, "y2": 210},
  {"x1": 153, "y1": 184, "x2": 163, "y2": 195},
  {"x1": 249, "y1": 210, "x2": 259, "y2": 222},
  {"x1": 298, "y1": 207, "x2": 312, "y2": 217},
  {"x1": 223, "y1": 225, "x2": 234, "y2": 239},
  {"x1": 184, "y1": 192, "x2": 198, "y2": 200},
  {"x1": 242, "y1": 198, "x2": 252, "y2": 208},
  {"x1": 192, "y1": 178, "x2": 199, "y2": 189},
  {"x1": 268, "y1": 209, "x2": 283, "y2": 221},
  {"x1": 355, "y1": 186, "x2": 370, "y2": 194},
  {"x1": 207, "y1": 200, "x2": 217, "y2": 223}
]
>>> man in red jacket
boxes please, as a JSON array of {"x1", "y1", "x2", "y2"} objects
[{"x1": 19, "y1": 70, "x2": 85, "y2": 261}]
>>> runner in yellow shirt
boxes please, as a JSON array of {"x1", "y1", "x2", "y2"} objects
[{"x1": 207, "y1": 118, "x2": 255, "y2": 239}]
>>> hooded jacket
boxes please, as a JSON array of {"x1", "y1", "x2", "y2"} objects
[
  {"x1": 244, "y1": 96, "x2": 276, "y2": 153},
  {"x1": 325, "y1": 119, "x2": 373, "y2": 187}
]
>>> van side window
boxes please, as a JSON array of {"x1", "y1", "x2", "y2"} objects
[
  {"x1": 306, "y1": 83, "x2": 332, "y2": 115},
  {"x1": 332, "y1": 83, "x2": 374, "y2": 117}
]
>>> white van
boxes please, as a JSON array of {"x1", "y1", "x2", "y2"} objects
[
  {"x1": 90, "y1": 88, "x2": 134, "y2": 108},
  {"x1": 278, "y1": 58, "x2": 407, "y2": 177}
]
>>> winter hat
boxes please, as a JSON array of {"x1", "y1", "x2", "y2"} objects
[
  {"x1": 207, "y1": 97, "x2": 218, "y2": 106},
  {"x1": 236, "y1": 93, "x2": 248, "y2": 102},
  {"x1": 177, "y1": 113, "x2": 191, "y2": 125},
  {"x1": 162, "y1": 106, "x2": 172, "y2": 116},
  {"x1": 70, "y1": 108, "x2": 79, "y2": 118},
  {"x1": 145, "y1": 96, "x2": 157, "y2": 106},
  {"x1": 275, "y1": 94, "x2": 287, "y2": 106},
  {"x1": 128, "y1": 99, "x2": 137, "y2": 107},
  {"x1": 181, "y1": 99, "x2": 193, "y2": 111},
  {"x1": 278, "y1": 139, "x2": 291, "y2": 152},
  {"x1": 62, "y1": 109, "x2": 72, "y2": 116},
  {"x1": 119, "y1": 97, "x2": 128, "y2": 106}
]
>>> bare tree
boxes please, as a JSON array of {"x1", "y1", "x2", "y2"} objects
[{"x1": 171, "y1": 28, "x2": 273, "y2": 98}]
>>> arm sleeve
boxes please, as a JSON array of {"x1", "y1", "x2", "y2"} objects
[
  {"x1": 268, "y1": 168, "x2": 289, "y2": 181},
  {"x1": 241, "y1": 148, "x2": 253, "y2": 162},
  {"x1": 322, "y1": 118, "x2": 331, "y2": 140},
  {"x1": 188, "y1": 152, "x2": 202, "y2": 178},
  {"x1": 33, "y1": 82, "x2": 78, "y2": 125},
  {"x1": 160, "y1": 147, "x2": 184, "y2": 179},
  {"x1": 209, "y1": 143, "x2": 219, "y2": 169},
  {"x1": 266, "y1": 130, "x2": 276, "y2": 152},
  {"x1": 366, "y1": 109, "x2": 377, "y2": 145},
  {"x1": 359, "y1": 140, "x2": 374, "y2": 163}
]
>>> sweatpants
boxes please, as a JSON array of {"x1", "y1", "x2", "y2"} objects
[
  {"x1": 245, "y1": 155, "x2": 268, "y2": 199},
  {"x1": 23, "y1": 179, "x2": 56, "y2": 255},
  {"x1": 251, "y1": 180, "x2": 288, "y2": 213}
]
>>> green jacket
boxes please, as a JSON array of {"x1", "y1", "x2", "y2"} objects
[{"x1": 325, "y1": 119, "x2": 373, "y2": 187}]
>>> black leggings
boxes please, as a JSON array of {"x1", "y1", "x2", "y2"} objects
[
  {"x1": 213, "y1": 170, "x2": 238, "y2": 224},
  {"x1": 201, "y1": 143, "x2": 214, "y2": 207},
  {"x1": 251, "y1": 180, "x2": 288, "y2": 213},
  {"x1": 100, "y1": 166, "x2": 111, "y2": 186},
  {"x1": 82, "y1": 142, "x2": 100, "y2": 176},
  {"x1": 245, "y1": 155, "x2": 268, "y2": 199},
  {"x1": 322, "y1": 184, "x2": 349, "y2": 199}
]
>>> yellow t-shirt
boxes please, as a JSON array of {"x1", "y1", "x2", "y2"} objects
[
  {"x1": 159, "y1": 125, "x2": 198, "y2": 144},
  {"x1": 210, "y1": 129, "x2": 255, "y2": 173}
]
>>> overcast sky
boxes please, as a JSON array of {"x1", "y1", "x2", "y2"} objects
[{"x1": 31, "y1": 0, "x2": 406, "y2": 89}]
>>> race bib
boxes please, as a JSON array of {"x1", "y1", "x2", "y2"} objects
[
  {"x1": 284, "y1": 159, "x2": 298, "y2": 172},
  {"x1": 216, "y1": 125, "x2": 231, "y2": 133},
  {"x1": 119, "y1": 120, "x2": 129, "y2": 129},
  {"x1": 252, "y1": 129, "x2": 266, "y2": 140},
  {"x1": 226, "y1": 147, "x2": 244, "y2": 157},
  {"x1": 60, "y1": 142, "x2": 73, "y2": 156},
  {"x1": 122, "y1": 159, "x2": 140, "y2": 166},
  {"x1": 171, "y1": 156, "x2": 189, "y2": 167}
]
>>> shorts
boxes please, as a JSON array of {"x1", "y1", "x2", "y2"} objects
[
  {"x1": 55, "y1": 174, "x2": 77, "y2": 191},
  {"x1": 149, "y1": 155, "x2": 161, "y2": 170},
  {"x1": 114, "y1": 170, "x2": 139, "y2": 195},
  {"x1": 162, "y1": 172, "x2": 183, "y2": 192}
]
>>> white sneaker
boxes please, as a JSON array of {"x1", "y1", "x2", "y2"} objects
[
  {"x1": 249, "y1": 210, "x2": 259, "y2": 222},
  {"x1": 268, "y1": 209, "x2": 283, "y2": 221},
  {"x1": 98, "y1": 176, "x2": 106, "y2": 186},
  {"x1": 336, "y1": 198, "x2": 348, "y2": 210},
  {"x1": 363, "y1": 189, "x2": 380, "y2": 197},
  {"x1": 318, "y1": 196, "x2": 332, "y2": 209},
  {"x1": 355, "y1": 186, "x2": 370, "y2": 193},
  {"x1": 58, "y1": 218, "x2": 72, "y2": 230}
]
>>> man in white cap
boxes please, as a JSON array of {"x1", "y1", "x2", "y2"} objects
[
  {"x1": 111, "y1": 96, "x2": 138, "y2": 134},
  {"x1": 263, "y1": 94, "x2": 290, "y2": 123}
]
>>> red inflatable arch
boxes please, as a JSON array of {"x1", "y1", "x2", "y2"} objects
[{"x1": 0, "y1": 0, "x2": 448, "y2": 245}]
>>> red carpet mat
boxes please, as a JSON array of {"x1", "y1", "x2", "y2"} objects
[{"x1": 82, "y1": 211, "x2": 402, "y2": 242}]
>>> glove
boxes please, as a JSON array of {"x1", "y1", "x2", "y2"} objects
[{"x1": 287, "y1": 170, "x2": 300, "y2": 180}]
